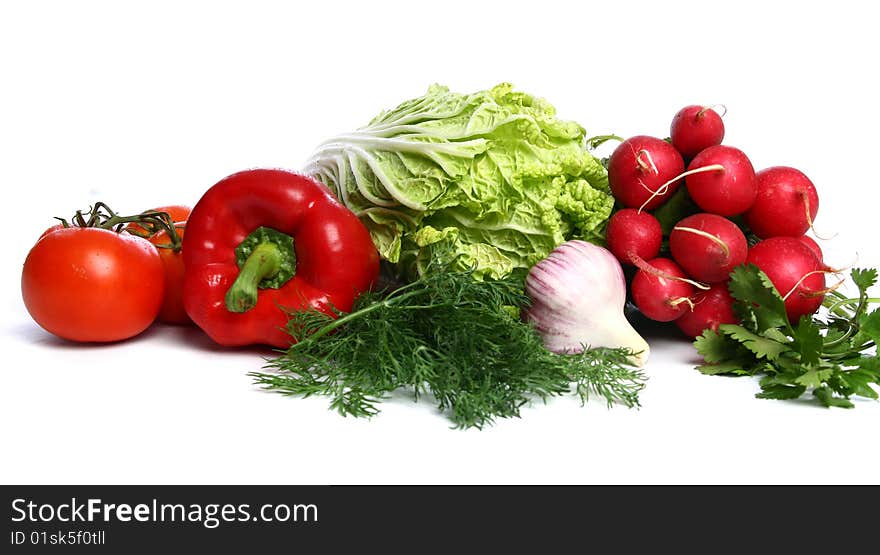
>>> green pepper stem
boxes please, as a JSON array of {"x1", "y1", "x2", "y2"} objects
[{"x1": 225, "y1": 242, "x2": 283, "y2": 313}]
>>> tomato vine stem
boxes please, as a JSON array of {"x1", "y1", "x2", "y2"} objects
[{"x1": 56, "y1": 202, "x2": 183, "y2": 251}]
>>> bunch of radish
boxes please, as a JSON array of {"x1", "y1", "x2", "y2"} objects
[{"x1": 605, "y1": 105, "x2": 828, "y2": 337}]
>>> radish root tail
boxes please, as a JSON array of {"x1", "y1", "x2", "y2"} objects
[
  {"x1": 803, "y1": 277, "x2": 846, "y2": 299},
  {"x1": 668, "y1": 297, "x2": 696, "y2": 311},
  {"x1": 782, "y1": 269, "x2": 835, "y2": 301},
  {"x1": 802, "y1": 190, "x2": 836, "y2": 240},
  {"x1": 819, "y1": 252, "x2": 858, "y2": 276},
  {"x1": 636, "y1": 149, "x2": 659, "y2": 175},
  {"x1": 630, "y1": 254, "x2": 711, "y2": 290},
  {"x1": 672, "y1": 226, "x2": 731, "y2": 258},
  {"x1": 637, "y1": 163, "x2": 725, "y2": 214},
  {"x1": 698, "y1": 104, "x2": 728, "y2": 118}
]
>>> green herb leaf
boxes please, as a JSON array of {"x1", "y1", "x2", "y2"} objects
[
  {"x1": 857, "y1": 355, "x2": 880, "y2": 373},
  {"x1": 858, "y1": 308, "x2": 880, "y2": 345},
  {"x1": 822, "y1": 328, "x2": 854, "y2": 354},
  {"x1": 254, "y1": 270, "x2": 646, "y2": 429},
  {"x1": 756, "y1": 383, "x2": 807, "y2": 400},
  {"x1": 718, "y1": 324, "x2": 789, "y2": 361},
  {"x1": 762, "y1": 328, "x2": 791, "y2": 343},
  {"x1": 693, "y1": 264, "x2": 880, "y2": 410},
  {"x1": 727, "y1": 264, "x2": 791, "y2": 332},
  {"x1": 813, "y1": 386, "x2": 855, "y2": 408},
  {"x1": 851, "y1": 268, "x2": 878, "y2": 292},
  {"x1": 694, "y1": 329, "x2": 739, "y2": 363},
  {"x1": 839, "y1": 368, "x2": 880, "y2": 400},
  {"x1": 696, "y1": 360, "x2": 753, "y2": 376},
  {"x1": 794, "y1": 368, "x2": 834, "y2": 389},
  {"x1": 791, "y1": 318, "x2": 823, "y2": 365}
]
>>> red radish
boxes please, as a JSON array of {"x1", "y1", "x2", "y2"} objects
[
  {"x1": 747, "y1": 237, "x2": 825, "y2": 322},
  {"x1": 631, "y1": 257, "x2": 696, "y2": 322},
  {"x1": 685, "y1": 145, "x2": 757, "y2": 216},
  {"x1": 605, "y1": 209, "x2": 662, "y2": 265},
  {"x1": 670, "y1": 105, "x2": 725, "y2": 158},
  {"x1": 608, "y1": 136, "x2": 685, "y2": 210},
  {"x1": 743, "y1": 166, "x2": 819, "y2": 238},
  {"x1": 675, "y1": 282, "x2": 738, "y2": 338},
  {"x1": 797, "y1": 235, "x2": 824, "y2": 263},
  {"x1": 669, "y1": 213, "x2": 748, "y2": 283}
]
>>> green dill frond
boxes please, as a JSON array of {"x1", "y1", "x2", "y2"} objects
[{"x1": 251, "y1": 271, "x2": 646, "y2": 429}]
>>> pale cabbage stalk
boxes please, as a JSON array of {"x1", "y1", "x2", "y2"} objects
[{"x1": 525, "y1": 240, "x2": 650, "y2": 366}]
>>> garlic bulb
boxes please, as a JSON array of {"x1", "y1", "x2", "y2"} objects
[{"x1": 524, "y1": 240, "x2": 650, "y2": 366}]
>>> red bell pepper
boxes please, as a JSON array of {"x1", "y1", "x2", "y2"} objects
[{"x1": 182, "y1": 169, "x2": 380, "y2": 347}]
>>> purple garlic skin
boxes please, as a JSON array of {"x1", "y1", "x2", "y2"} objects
[{"x1": 525, "y1": 240, "x2": 649, "y2": 366}]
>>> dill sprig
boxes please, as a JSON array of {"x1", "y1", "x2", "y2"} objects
[{"x1": 251, "y1": 271, "x2": 646, "y2": 429}]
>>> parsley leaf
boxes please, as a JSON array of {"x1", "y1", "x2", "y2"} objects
[
  {"x1": 694, "y1": 329, "x2": 739, "y2": 363},
  {"x1": 696, "y1": 359, "x2": 753, "y2": 376},
  {"x1": 852, "y1": 268, "x2": 878, "y2": 292},
  {"x1": 727, "y1": 265, "x2": 791, "y2": 332},
  {"x1": 718, "y1": 324, "x2": 789, "y2": 360},
  {"x1": 692, "y1": 264, "x2": 880, "y2": 409},
  {"x1": 791, "y1": 318, "x2": 823, "y2": 365},
  {"x1": 756, "y1": 379, "x2": 807, "y2": 400},
  {"x1": 858, "y1": 308, "x2": 880, "y2": 345},
  {"x1": 813, "y1": 387, "x2": 855, "y2": 408},
  {"x1": 839, "y1": 367, "x2": 880, "y2": 400},
  {"x1": 794, "y1": 368, "x2": 834, "y2": 389}
]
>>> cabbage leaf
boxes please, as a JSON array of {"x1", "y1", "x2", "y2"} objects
[{"x1": 304, "y1": 83, "x2": 613, "y2": 279}]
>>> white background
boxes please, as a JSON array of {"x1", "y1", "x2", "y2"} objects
[{"x1": 1, "y1": 0, "x2": 878, "y2": 484}]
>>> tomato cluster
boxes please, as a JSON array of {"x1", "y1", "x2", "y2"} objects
[{"x1": 22, "y1": 205, "x2": 191, "y2": 343}]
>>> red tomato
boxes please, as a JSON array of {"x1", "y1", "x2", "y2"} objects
[
  {"x1": 21, "y1": 228, "x2": 165, "y2": 342},
  {"x1": 150, "y1": 224, "x2": 190, "y2": 324},
  {"x1": 39, "y1": 223, "x2": 66, "y2": 240},
  {"x1": 124, "y1": 205, "x2": 191, "y2": 324}
]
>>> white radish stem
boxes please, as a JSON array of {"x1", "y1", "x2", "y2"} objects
[
  {"x1": 672, "y1": 226, "x2": 731, "y2": 258},
  {"x1": 822, "y1": 253, "x2": 859, "y2": 275},
  {"x1": 668, "y1": 297, "x2": 695, "y2": 310},
  {"x1": 637, "y1": 163, "x2": 726, "y2": 213},
  {"x1": 636, "y1": 149, "x2": 659, "y2": 175},
  {"x1": 782, "y1": 269, "x2": 836, "y2": 301},
  {"x1": 803, "y1": 277, "x2": 846, "y2": 299},
  {"x1": 802, "y1": 190, "x2": 836, "y2": 240},
  {"x1": 698, "y1": 104, "x2": 727, "y2": 118},
  {"x1": 630, "y1": 254, "x2": 711, "y2": 290},
  {"x1": 637, "y1": 178, "x2": 657, "y2": 195}
]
